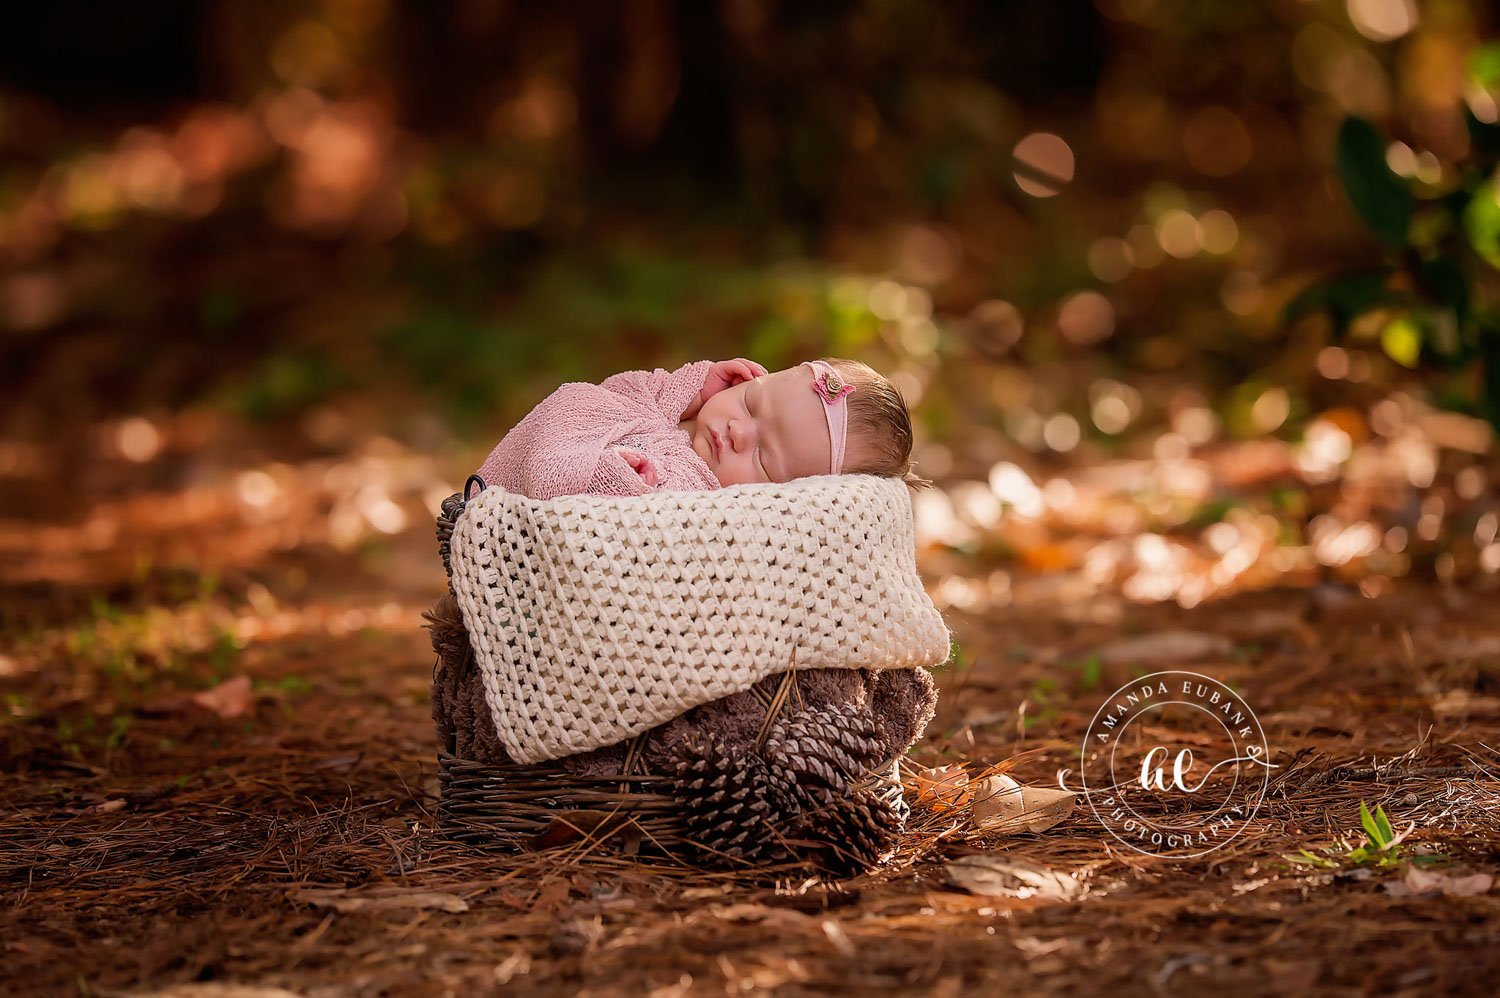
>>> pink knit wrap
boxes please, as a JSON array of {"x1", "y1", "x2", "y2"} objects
[{"x1": 475, "y1": 361, "x2": 720, "y2": 499}]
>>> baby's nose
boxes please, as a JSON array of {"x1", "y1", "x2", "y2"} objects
[{"x1": 730, "y1": 419, "x2": 757, "y2": 450}]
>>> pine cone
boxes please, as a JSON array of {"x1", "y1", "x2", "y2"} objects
[
  {"x1": 859, "y1": 759, "x2": 911, "y2": 826},
  {"x1": 786, "y1": 789, "x2": 903, "y2": 875},
  {"x1": 437, "y1": 492, "x2": 465, "y2": 583},
  {"x1": 670, "y1": 735, "x2": 794, "y2": 863},
  {"x1": 762, "y1": 704, "x2": 888, "y2": 810}
]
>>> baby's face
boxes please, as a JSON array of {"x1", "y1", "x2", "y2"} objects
[{"x1": 685, "y1": 366, "x2": 832, "y2": 486}]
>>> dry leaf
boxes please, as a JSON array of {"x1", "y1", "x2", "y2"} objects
[
  {"x1": 1012, "y1": 936, "x2": 1072, "y2": 959},
  {"x1": 529, "y1": 877, "x2": 572, "y2": 915},
  {"x1": 191, "y1": 675, "x2": 253, "y2": 718},
  {"x1": 530, "y1": 809, "x2": 642, "y2": 850},
  {"x1": 711, "y1": 903, "x2": 784, "y2": 922},
  {"x1": 293, "y1": 887, "x2": 468, "y2": 913},
  {"x1": 1381, "y1": 866, "x2": 1494, "y2": 898},
  {"x1": 912, "y1": 764, "x2": 971, "y2": 810},
  {"x1": 493, "y1": 949, "x2": 532, "y2": 985},
  {"x1": 694, "y1": 903, "x2": 835, "y2": 941},
  {"x1": 707, "y1": 903, "x2": 813, "y2": 928},
  {"x1": 944, "y1": 854, "x2": 1084, "y2": 900},
  {"x1": 82, "y1": 798, "x2": 127, "y2": 816},
  {"x1": 972, "y1": 774, "x2": 1026, "y2": 827},
  {"x1": 971, "y1": 775, "x2": 1075, "y2": 834},
  {"x1": 1095, "y1": 631, "x2": 1232, "y2": 665},
  {"x1": 679, "y1": 885, "x2": 734, "y2": 901}
]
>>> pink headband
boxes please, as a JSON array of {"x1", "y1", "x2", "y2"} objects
[{"x1": 803, "y1": 360, "x2": 854, "y2": 474}]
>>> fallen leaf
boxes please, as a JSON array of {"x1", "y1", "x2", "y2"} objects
[
  {"x1": 530, "y1": 809, "x2": 641, "y2": 850},
  {"x1": 1381, "y1": 866, "x2": 1494, "y2": 898},
  {"x1": 293, "y1": 887, "x2": 469, "y2": 914},
  {"x1": 533, "y1": 876, "x2": 576, "y2": 914},
  {"x1": 695, "y1": 903, "x2": 838, "y2": 941},
  {"x1": 1094, "y1": 631, "x2": 1232, "y2": 665},
  {"x1": 679, "y1": 884, "x2": 734, "y2": 901},
  {"x1": 707, "y1": 903, "x2": 813, "y2": 927},
  {"x1": 912, "y1": 764, "x2": 971, "y2": 810},
  {"x1": 1012, "y1": 936, "x2": 1072, "y2": 959},
  {"x1": 971, "y1": 775, "x2": 1076, "y2": 834},
  {"x1": 191, "y1": 676, "x2": 253, "y2": 718},
  {"x1": 81, "y1": 798, "x2": 127, "y2": 816},
  {"x1": 493, "y1": 949, "x2": 532, "y2": 985},
  {"x1": 971, "y1": 775, "x2": 1025, "y2": 827},
  {"x1": 944, "y1": 854, "x2": 1084, "y2": 900}
]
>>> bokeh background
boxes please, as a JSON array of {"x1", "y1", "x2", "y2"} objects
[
  {"x1": 3, "y1": 0, "x2": 1500, "y2": 634},
  {"x1": 8, "y1": 8, "x2": 1500, "y2": 993}
]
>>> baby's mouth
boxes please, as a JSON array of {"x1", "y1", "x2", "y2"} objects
[{"x1": 709, "y1": 427, "x2": 724, "y2": 461}]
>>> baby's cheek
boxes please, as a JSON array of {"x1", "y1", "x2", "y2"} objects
[{"x1": 717, "y1": 462, "x2": 753, "y2": 486}]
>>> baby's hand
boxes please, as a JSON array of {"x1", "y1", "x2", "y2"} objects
[
  {"x1": 617, "y1": 448, "x2": 659, "y2": 488},
  {"x1": 694, "y1": 358, "x2": 767, "y2": 413}
]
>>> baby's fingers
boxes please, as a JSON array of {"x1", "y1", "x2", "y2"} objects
[
  {"x1": 617, "y1": 449, "x2": 658, "y2": 487},
  {"x1": 720, "y1": 358, "x2": 765, "y2": 384}
]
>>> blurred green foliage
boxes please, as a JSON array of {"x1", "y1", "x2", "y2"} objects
[{"x1": 1289, "y1": 44, "x2": 1500, "y2": 429}]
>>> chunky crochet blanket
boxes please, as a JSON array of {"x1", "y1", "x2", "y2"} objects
[{"x1": 448, "y1": 475, "x2": 950, "y2": 764}]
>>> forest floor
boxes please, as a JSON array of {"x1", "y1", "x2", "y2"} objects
[{"x1": 5, "y1": 404, "x2": 1500, "y2": 998}]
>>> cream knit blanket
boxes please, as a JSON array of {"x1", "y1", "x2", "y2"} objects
[{"x1": 448, "y1": 476, "x2": 951, "y2": 764}]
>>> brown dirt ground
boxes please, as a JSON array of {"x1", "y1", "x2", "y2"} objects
[{"x1": 4, "y1": 414, "x2": 1500, "y2": 997}]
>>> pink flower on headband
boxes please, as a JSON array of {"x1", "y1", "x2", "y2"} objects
[{"x1": 812, "y1": 369, "x2": 854, "y2": 405}]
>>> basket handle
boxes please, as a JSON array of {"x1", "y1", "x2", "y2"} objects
[{"x1": 463, "y1": 474, "x2": 487, "y2": 504}]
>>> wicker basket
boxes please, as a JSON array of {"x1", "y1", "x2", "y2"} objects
[
  {"x1": 436, "y1": 753, "x2": 685, "y2": 850},
  {"x1": 428, "y1": 487, "x2": 928, "y2": 871}
]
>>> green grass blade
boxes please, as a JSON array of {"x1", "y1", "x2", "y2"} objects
[{"x1": 1374, "y1": 804, "x2": 1395, "y2": 845}]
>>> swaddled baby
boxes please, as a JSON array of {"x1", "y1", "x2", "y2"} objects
[
  {"x1": 474, "y1": 357, "x2": 922, "y2": 497},
  {"x1": 463, "y1": 355, "x2": 937, "y2": 782}
]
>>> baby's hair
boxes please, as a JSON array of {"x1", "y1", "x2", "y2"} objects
[{"x1": 823, "y1": 357, "x2": 931, "y2": 489}]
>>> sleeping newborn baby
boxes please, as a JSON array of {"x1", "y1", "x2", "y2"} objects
[
  {"x1": 448, "y1": 357, "x2": 939, "y2": 800},
  {"x1": 474, "y1": 357, "x2": 920, "y2": 498}
]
